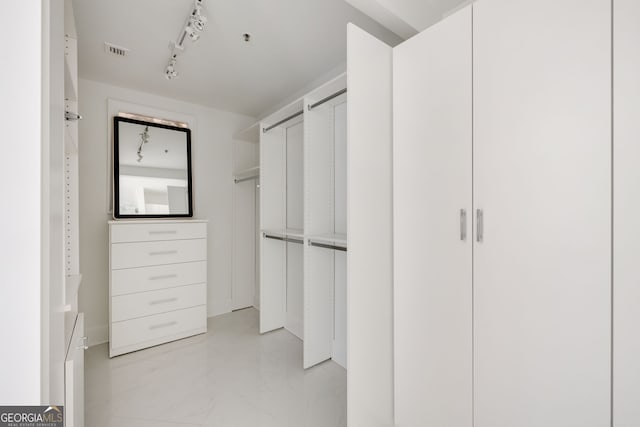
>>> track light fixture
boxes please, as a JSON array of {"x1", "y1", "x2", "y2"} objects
[
  {"x1": 165, "y1": 55, "x2": 179, "y2": 80},
  {"x1": 185, "y1": 25, "x2": 200, "y2": 42},
  {"x1": 191, "y1": 9, "x2": 207, "y2": 32},
  {"x1": 164, "y1": 0, "x2": 207, "y2": 80}
]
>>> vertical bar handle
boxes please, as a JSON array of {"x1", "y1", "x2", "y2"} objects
[
  {"x1": 476, "y1": 209, "x2": 484, "y2": 243},
  {"x1": 460, "y1": 209, "x2": 467, "y2": 241}
]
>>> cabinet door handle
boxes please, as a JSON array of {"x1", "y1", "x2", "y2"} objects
[
  {"x1": 149, "y1": 297, "x2": 178, "y2": 306},
  {"x1": 476, "y1": 209, "x2": 484, "y2": 243},
  {"x1": 148, "y1": 230, "x2": 177, "y2": 235},
  {"x1": 149, "y1": 274, "x2": 177, "y2": 281},
  {"x1": 149, "y1": 321, "x2": 178, "y2": 330},
  {"x1": 460, "y1": 209, "x2": 467, "y2": 241},
  {"x1": 148, "y1": 250, "x2": 177, "y2": 256}
]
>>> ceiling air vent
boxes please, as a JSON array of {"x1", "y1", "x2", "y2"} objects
[{"x1": 104, "y1": 42, "x2": 129, "y2": 57}]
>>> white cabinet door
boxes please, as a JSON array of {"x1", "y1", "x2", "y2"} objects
[
  {"x1": 259, "y1": 125, "x2": 287, "y2": 333},
  {"x1": 473, "y1": 1, "x2": 611, "y2": 426},
  {"x1": 65, "y1": 313, "x2": 85, "y2": 427},
  {"x1": 347, "y1": 23, "x2": 394, "y2": 427},
  {"x1": 614, "y1": 0, "x2": 640, "y2": 425},
  {"x1": 393, "y1": 6, "x2": 472, "y2": 427},
  {"x1": 286, "y1": 123, "x2": 304, "y2": 340}
]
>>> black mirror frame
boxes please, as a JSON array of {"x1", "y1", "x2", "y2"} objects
[{"x1": 113, "y1": 116, "x2": 194, "y2": 219}]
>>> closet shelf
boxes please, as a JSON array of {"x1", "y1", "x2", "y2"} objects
[
  {"x1": 307, "y1": 232, "x2": 348, "y2": 247},
  {"x1": 261, "y1": 99, "x2": 305, "y2": 133},
  {"x1": 234, "y1": 122, "x2": 260, "y2": 143},
  {"x1": 233, "y1": 166, "x2": 259, "y2": 183},
  {"x1": 305, "y1": 73, "x2": 347, "y2": 111},
  {"x1": 262, "y1": 228, "x2": 305, "y2": 239}
]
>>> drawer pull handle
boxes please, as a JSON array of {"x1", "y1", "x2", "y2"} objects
[
  {"x1": 149, "y1": 274, "x2": 177, "y2": 281},
  {"x1": 149, "y1": 297, "x2": 178, "y2": 306},
  {"x1": 149, "y1": 321, "x2": 178, "y2": 330},
  {"x1": 149, "y1": 230, "x2": 178, "y2": 235},
  {"x1": 149, "y1": 250, "x2": 178, "y2": 256}
]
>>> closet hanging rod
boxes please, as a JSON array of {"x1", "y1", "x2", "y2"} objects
[
  {"x1": 308, "y1": 88, "x2": 348, "y2": 111},
  {"x1": 262, "y1": 110, "x2": 304, "y2": 133},
  {"x1": 263, "y1": 233, "x2": 304, "y2": 245},
  {"x1": 234, "y1": 175, "x2": 259, "y2": 184},
  {"x1": 309, "y1": 241, "x2": 347, "y2": 252}
]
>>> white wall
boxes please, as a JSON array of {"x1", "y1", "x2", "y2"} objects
[
  {"x1": 0, "y1": 0, "x2": 43, "y2": 404},
  {"x1": 78, "y1": 79, "x2": 254, "y2": 345},
  {"x1": 231, "y1": 139, "x2": 259, "y2": 310}
]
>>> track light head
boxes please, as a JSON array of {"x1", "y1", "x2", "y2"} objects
[
  {"x1": 191, "y1": 13, "x2": 207, "y2": 32},
  {"x1": 185, "y1": 25, "x2": 200, "y2": 42},
  {"x1": 165, "y1": 56, "x2": 179, "y2": 80}
]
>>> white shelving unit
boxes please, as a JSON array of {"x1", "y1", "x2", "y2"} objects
[
  {"x1": 303, "y1": 74, "x2": 348, "y2": 369},
  {"x1": 258, "y1": 74, "x2": 348, "y2": 370},
  {"x1": 233, "y1": 166, "x2": 260, "y2": 183},
  {"x1": 259, "y1": 98, "x2": 305, "y2": 338},
  {"x1": 63, "y1": 6, "x2": 85, "y2": 425}
]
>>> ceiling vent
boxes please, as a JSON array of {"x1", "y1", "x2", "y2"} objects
[{"x1": 104, "y1": 42, "x2": 129, "y2": 57}]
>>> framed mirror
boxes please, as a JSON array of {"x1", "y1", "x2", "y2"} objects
[{"x1": 113, "y1": 116, "x2": 193, "y2": 218}]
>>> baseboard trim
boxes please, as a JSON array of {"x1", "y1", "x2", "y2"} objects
[
  {"x1": 86, "y1": 324, "x2": 109, "y2": 347},
  {"x1": 209, "y1": 298, "x2": 232, "y2": 317}
]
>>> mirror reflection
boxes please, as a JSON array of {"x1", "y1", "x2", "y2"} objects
[{"x1": 114, "y1": 116, "x2": 193, "y2": 218}]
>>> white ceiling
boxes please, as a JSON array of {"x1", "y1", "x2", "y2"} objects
[
  {"x1": 376, "y1": 0, "x2": 471, "y2": 33},
  {"x1": 72, "y1": 0, "x2": 402, "y2": 117}
]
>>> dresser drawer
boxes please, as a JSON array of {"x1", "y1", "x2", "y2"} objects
[
  {"x1": 111, "y1": 239, "x2": 206, "y2": 269},
  {"x1": 112, "y1": 283, "x2": 206, "y2": 322},
  {"x1": 111, "y1": 261, "x2": 206, "y2": 296},
  {"x1": 110, "y1": 305, "x2": 206, "y2": 354},
  {"x1": 110, "y1": 222, "x2": 207, "y2": 243}
]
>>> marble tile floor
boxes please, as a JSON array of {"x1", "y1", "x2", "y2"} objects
[{"x1": 85, "y1": 308, "x2": 347, "y2": 427}]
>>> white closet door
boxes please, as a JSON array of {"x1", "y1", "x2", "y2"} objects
[
  {"x1": 332, "y1": 102, "x2": 348, "y2": 369},
  {"x1": 347, "y1": 23, "x2": 394, "y2": 427},
  {"x1": 303, "y1": 104, "x2": 334, "y2": 368},
  {"x1": 473, "y1": 1, "x2": 611, "y2": 426},
  {"x1": 393, "y1": 6, "x2": 472, "y2": 427},
  {"x1": 259, "y1": 126, "x2": 286, "y2": 333},
  {"x1": 286, "y1": 123, "x2": 304, "y2": 339},
  {"x1": 614, "y1": 0, "x2": 640, "y2": 424}
]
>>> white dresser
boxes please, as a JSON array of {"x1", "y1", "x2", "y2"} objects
[{"x1": 109, "y1": 220, "x2": 208, "y2": 357}]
